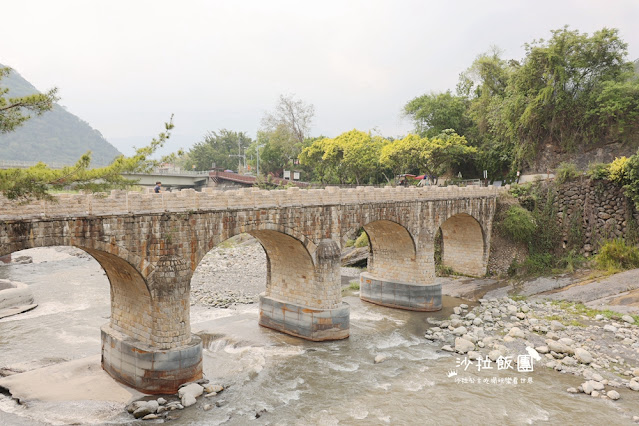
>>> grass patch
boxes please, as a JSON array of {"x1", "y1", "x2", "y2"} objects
[
  {"x1": 500, "y1": 205, "x2": 536, "y2": 244},
  {"x1": 512, "y1": 251, "x2": 588, "y2": 277},
  {"x1": 437, "y1": 265, "x2": 455, "y2": 276},
  {"x1": 549, "y1": 300, "x2": 639, "y2": 324},
  {"x1": 595, "y1": 238, "x2": 639, "y2": 272},
  {"x1": 555, "y1": 162, "x2": 581, "y2": 184},
  {"x1": 345, "y1": 239, "x2": 356, "y2": 248},
  {"x1": 545, "y1": 314, "x2": 584, "y2": 327},
  {"x1": 510, "y1": 295, "x2": 527, "y2": 302},
  {"x1": 354, "y1": 231, "x2": 369, "y2": 248},
  {"x1": 348, "y1": 280, "x2": 360, "y2": 290}
]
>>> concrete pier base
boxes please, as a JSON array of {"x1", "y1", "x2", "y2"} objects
[
  {"x1": 360, "y1": 272, "x2": 442, "y2": 311},
  {"x1": 258, "y1": 294, "x2": 350, "y2": 341},
  {"x1": 101, "y1": 325, "x2": 202, "y2": 395}
]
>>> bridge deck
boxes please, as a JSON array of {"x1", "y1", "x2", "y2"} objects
[{"x1": 0, "y1": 185, "x2": 503, "y2": 220}]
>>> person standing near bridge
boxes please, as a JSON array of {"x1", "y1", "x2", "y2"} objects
[{"x1": 154, "y1": 181, "x2": 162, "y2": 193}]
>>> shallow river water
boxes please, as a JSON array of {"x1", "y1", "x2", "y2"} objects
[{"x1": 0, "y1": 249, "x2": 636, "y2": 425}]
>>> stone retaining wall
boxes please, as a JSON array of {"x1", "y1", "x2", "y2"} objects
[{"x1": 553, "y1": 178, "x2": 639, "y2": 255}]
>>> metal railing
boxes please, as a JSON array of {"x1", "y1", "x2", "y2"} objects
[{"x1": 0, "y1": 159, "x2": 68, "y2": 169}]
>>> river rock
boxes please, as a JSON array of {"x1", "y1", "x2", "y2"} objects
[
  {"x1": 562, "y1": 357, "x2": 577, "y2": 366},
  {"x1": 488, "y1": 350, "x2": 501, "y2": 361},
  {"x1": 204, "y1": 384, "x2": 224, "y2": 393},
  {"x1": 454, "y1": 337, "x2": 475, "y2": 354},
  {"x1": 182, "y1": 394, "x2": 197, "y2": 408},
  {"x1": 574, "y1": 348, "x2": 593, "y2": 364},
  {"x1": 546, "y1": 339, "x2": 572, "y2": 355},
  {"x1": 127, "y1": 400, "x2": 147, "y2": 413},
  {"x1": 604, "y1": 325, "x2": 618, "y2": 333},
  {"x1": 558, "y1": 338, "x2": 574, "y2": 346},
  {"x1": 550, "y1": 320, "x2": 565, "y2": 331},
  {"x1": 607, "y1": 390, "x2": 620, "y2": 400},
  {"x1": 629, "y1": 379, "x2": 639, "y2": 391},
  {"x1": 582, "y1": 380, "x2": 604, "y2": 395},
  {"x1": 157, "y1": 397, "x2": 167, "y2": 405},
  {"x1": 453, "y1": 307, "x2": 462, "y2": 315},
  {"x1": 467, "y1": 351, "x2": 481, "y2": 361},
  {"x1": 374, "y1": 354, "x2": 388, "y2": 364},
  {"x1": 536, "y1": 346, "x2": 549, "y2": 354},
  {"x1": 452, "y1": 326, "x2": 468, "y2": 336},
  {"x1": 622, "y1": 315, "x2": 635, "y2": 324},
  {"x1": 566, "y1": 387, "x2": 578, "y2": 393},
  {"x1": 441, "y1": 345, "x2": 455, "y2": 352},
  {"x1": 450, "y1": 319, "x2": 463, "y2": 328},
  {"x1": 142, "y1": 414, "x2": 160, "y2": 420},
  {"x1": 508, "y1": 327, "x2": 525, "y2": 338},
  {"x1": 133, "y1": 400, "x2": 159, "y2": 419},
  {"x1": 178, "y1": 383, "x2": 204, "y2": 399}
]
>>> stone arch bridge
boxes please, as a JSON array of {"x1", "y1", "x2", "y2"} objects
[{"x1": 0, "y1": 185, "x2": 498, "y2": 394}]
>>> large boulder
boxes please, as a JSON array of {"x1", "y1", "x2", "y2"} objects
[
  {"x1": 454, "y1": 337, "x2": 475, "y2": 354},
  {"x1": 133, "y1": 401, "x2": 159, "y2": 419},
  {"x1": 574, "y1": 348, "x2": 593, "y2": 364}
]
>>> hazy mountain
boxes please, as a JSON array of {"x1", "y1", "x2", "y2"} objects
[{"x1": 0, "y1": 65, "x2": 121, "y2": 167}]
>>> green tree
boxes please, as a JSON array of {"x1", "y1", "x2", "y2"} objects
[
  {"x1": 403, "y1": 90, "x2": 474, "y2": 138},
  {"x1": 447, "y1": 27, "x2": 639, "y2": 172},
  {"x1": 0, "y1": 117, "x2": 176, "y2": 201},
  {"x1": 379, "y1": 131, "x2": 476, "y2": 179},
  {"x1": 251, "y1": 130, "x2": 288, "y2": 176},
  {"x1": 185, "y1": 129, "x2": 253, "y2": 172},
  {"x1": 299, "y1": 130, "x2": 388, "y2": 184},
  {"x1": 0, "y1": 66, "x2": 59, "y2": 133}
]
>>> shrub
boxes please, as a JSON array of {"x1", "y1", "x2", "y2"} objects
[
  {"x1": 508, "y1": 182, "x2": 533, "y2": 198},
  {"x1": 519, "y1": 253, "x2": 555, "y2": 275},
  {"x1": 587, "y1": 163, "x2": 610, "y2": 180},
  {"x1": 608, "y1": 156, "x2": 630, "y2": 185},
  {"x1": 354, "y1": 231, "x2": 369, "y2": 247},
  {"x1": 501, "y1": 205, "x2": 536, "y2": 244},
  {"x1": 596, "y1": 238, "x2": 639, "y2": 271},
  {"x1": 345, "y1": 239, "x2": 355, "y2": 248},
  {"x1": 556, "y1": 250, "x2": 587, "y2": 273},
  {"x1": 555, "y1": 162, "x2": 580, "y2": 184}
]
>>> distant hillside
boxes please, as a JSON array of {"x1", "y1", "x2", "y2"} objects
[{"x1": 0, "y1": 65, "x2": 121, "y2": 166}]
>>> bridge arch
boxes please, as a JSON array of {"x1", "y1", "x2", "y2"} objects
[
  {"x1": 249, "y1": 230, "x2": 317, "y2": 307},
  {"x1": 360, "y1": 220, "x2": 418, "y2": 284},
  {"x1": 1, "y1": 244, "x2": 153, "y2": 349},
  {"x1": 437, "y1": 212, "x2": 487, "y2": 276}
]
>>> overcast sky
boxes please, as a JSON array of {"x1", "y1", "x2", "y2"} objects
[{"x1": 1, "y1": 0, "x2": 638, "y2": 156}]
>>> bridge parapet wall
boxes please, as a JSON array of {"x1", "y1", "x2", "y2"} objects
[{"x1": 0, "y1": 185, "x2": 504, "y2": 220}]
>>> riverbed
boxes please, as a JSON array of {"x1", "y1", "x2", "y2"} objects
[{"x1": 0, "y1": 247, "x2": 637, "y2": 425}]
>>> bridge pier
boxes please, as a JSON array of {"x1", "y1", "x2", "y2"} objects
[
  {"x1": 259, "y1": 239, "x2": 350, "y2": 341},
  {"x1": 359, "y1": 273, "x2": 441, "y2": 311},
  {"x1": 98, "y1": 254, "x2": 203, "y2": 394},
  {"x1": 101, "y1": 325, "x2": 202, "y2": 395},
  {"x1": 358, "y1": 220, "x2": 442, "y2": 312}
]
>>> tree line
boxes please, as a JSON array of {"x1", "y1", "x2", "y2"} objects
[
  {"x1": 184, "y1": 26, "x2": 639, "y2": 185},
  {"x1": 2, "y1": 26, "x2": 638, "y2": 199}
]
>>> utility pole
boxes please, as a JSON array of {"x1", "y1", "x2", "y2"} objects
[{"x1": 256, "y1": 144, "x2": 264, "y2": 177}]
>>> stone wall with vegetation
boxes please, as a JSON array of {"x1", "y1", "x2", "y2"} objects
[
  {"x1": 555, "y1": 178, "x2": 639, "y2": 256},
  {"x1": 487, "y1": 177, "x2": 639, "y2": 276}
]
